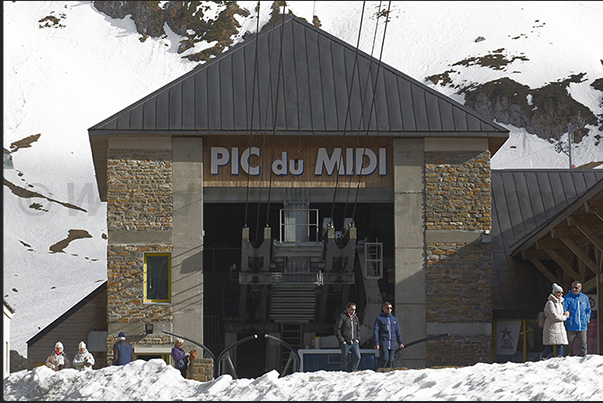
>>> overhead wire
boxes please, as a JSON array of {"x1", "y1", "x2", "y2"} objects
[
  {"x1": 254, "y1": 3, "x2": 281, "y2": 241},
  {"x1": 351, "y1": 1, "x2": 392, "y2": 224},
  {"x1": 328, "y1": 1, "x2": 367, "y2": 231},
  {"x1": 265, "y1": 2, "x2": 288, "y2": 228},
  {"x1": 342, "y1": 0, "x2": 384, "y2": 229},
  {"x1": 244, "y1": 0, "x2": 262, "y2": 229}
]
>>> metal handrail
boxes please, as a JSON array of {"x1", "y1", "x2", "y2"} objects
[
  {"x1": 216, "y1": 334, "x2": 259, "y2": 379},
  {"x1": 264, "y1": 333, "x2": 300, "y2": 377}
]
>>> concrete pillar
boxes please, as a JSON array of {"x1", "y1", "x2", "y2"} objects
[
  {"x1": 393, "y1": 138, "x2": 426, "y2": 368},
  {"x1": 172, "y1": 138, "x2": 204, "y2": 342}
]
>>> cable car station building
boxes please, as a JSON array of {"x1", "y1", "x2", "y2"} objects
[{"x1": 89, "y1": 16, "x2": 511, "y2": 374}]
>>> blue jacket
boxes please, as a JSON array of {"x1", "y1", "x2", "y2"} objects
[
  {"x1": 563, "y1": 291, "x2": 591, "y2": 331},
  {"x1": 113, "y1": 339, "x2": 133, "y2": 365},
  {"x1": 373, "y1": 312, "x2": 403, "y2": 350},
  {"x1": 171, "y1": 345, "x2": 189, "y2": 369}
]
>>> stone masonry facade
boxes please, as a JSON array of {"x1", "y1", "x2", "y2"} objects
[
  {"x1": 424, "y1": 150, "x2": 493, "y2": 366},
  {"x1": 106, "y1": 149, "x2": 175, "y2": 363}
]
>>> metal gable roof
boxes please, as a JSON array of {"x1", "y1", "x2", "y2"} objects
[
  {"x1": 88, "y1": 16, "x2": 509, "y2": 138},
  {"x1": 490, "y1": 169, "x2": 603, "y2": 311},
  {"x1": 491, "y1": 169, "x2": 603, "y2": 256}
]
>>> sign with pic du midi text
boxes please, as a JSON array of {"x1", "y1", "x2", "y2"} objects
[{"x1": 203, "y1": 136, "x2": 393, "y2": 188}]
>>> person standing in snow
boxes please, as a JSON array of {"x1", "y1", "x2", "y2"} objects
[
  {"x1": 541, "y1": 283, "x2": 569, "y2": 359},
  {"x1": 72, "y1": 341, "x2": 95, "y2": 371},
  {"x1": 171, "y1": 338, "x2": 190, "y2": 378},
  {"x1": 335, "y1": 302, "x2": 361, "y2": 372},
  {"x1": 45, "y1": 341, "x2": 70, "y2": 371},
  {"x1": 562, "y1": 281, "x2": 591, "y2": 357},
  {"x1": 112, "y1": 331, "x2": 133, "y2": 365},
  {"x1": 373, "y1": 302, "x2": 404, "y2": 369}
]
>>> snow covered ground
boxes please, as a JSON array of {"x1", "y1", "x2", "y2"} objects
[{"x1": 4, "y1": 355, "x2": 603, "y2": 401}]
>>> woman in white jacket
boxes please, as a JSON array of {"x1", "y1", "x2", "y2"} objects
[
  {"x1": 45, "y1": 341, "x2": 70, "y2": 371},
  {"x1": 541, "y1": 283, "x2": 569, "y2": 359},
  {"x1": 72, "y1": 341, "x2": 95, "y2": 371}
]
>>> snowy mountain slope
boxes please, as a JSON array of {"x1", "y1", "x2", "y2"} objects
[{"x1": 3, "y1": 1, "x2": 603, "y2": 359}]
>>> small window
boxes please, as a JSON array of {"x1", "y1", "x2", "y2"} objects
[{"x1": 144, "y1": 253, "x2": 171, "y2": 303}]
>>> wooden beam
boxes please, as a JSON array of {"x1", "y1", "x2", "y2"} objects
[
  {"x1": 576, "y1": 224, "x2": 603, "y2": 253},
  {"x1": 567, "y1": 215, "x2": 603, "y2": 227},
  {"x1": 544, "y1": 248, "x2": 581, "y2": 281},
  {"x1": 582, "y1": 276, "x2": 601, "y2": 293},
  {"x1": 559, "y1": 236, "x2": 598, "y2": 275},
  {"x1": 529, "y1": 259, "x2": 559, "y2": 284},
  {"x1": 585, "y1": 202, "x2": 603, "y2": 223},
  {"x1": 521, "y1": 250, "x2": 551, "y2": 260}
]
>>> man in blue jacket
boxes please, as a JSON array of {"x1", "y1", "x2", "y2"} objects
[
  {"x1": 373, "y1": 301, "x2": 404, "y2": 368},
  {"x1": 112, "y1": 331, "x2": 133, "y2": 365},
  {"x1": 562, "y1": 281, "x2": 591, "y2": 357}
]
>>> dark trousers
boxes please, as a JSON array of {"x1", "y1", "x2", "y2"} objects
[{"x1": 379, "y1": 348, "x2": 396, "y2": 368}]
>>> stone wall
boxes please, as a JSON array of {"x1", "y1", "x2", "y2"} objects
[
  {"x1": 106, "y1": 149, "x2": 174, "y2": 361},
  {"x1": 425, "y1": 151, "x2": 491, "y2": 231},
  {"x1": 107, "y1": 150, "x2": 172, "y2": 231},
  {"x1": 424, "y1": 150, "x2": 493, "y2": 366}
]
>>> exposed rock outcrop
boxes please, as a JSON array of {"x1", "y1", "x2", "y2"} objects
[
  {"x1": 463, "y1": 76, "x2": 597, "y2": 143},
  {"x1": 93, "y1": 1, "x2": 250, "y2": 61}
]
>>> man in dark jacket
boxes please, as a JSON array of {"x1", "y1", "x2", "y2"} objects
[
  {"x1": 562, "y1": 281, "x2": 591, "y2": 357},
  {"x1": 113, "y1": 331, "x2": 133, "y2": 365},
  {"x1": 373, "y1": 301, "x2": 404, "y2": 368},
  {"x1": 335, "y1": 302, "x2": 361, "y2": 372}
]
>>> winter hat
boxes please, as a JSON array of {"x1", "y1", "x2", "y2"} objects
[
  {"x1": 55, "y1": 341, "x2": 63, "y2": 351},
  {"x1": 552, "y1": 283, "x2": 563, "y2": 294},
  {"x1": 118, "y1": 331, "x2": 126, "y2": 339},
  {"x1": 79, "y1": 341, "x2": 86, "y2": 350}
]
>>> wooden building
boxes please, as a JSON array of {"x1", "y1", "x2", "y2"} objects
[{"x1": 26, "y1": 282, "x2": 108, "y2": 370}]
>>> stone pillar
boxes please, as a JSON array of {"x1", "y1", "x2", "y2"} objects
[
  {"x1": 106, "y1": 137, "x2": 174, "y2": 356},
  {"x1": 423, "y1": 138, "x2": 493, "y2": 366},
  {"x1": 393, "y1": 138, "x2": 426, "y2": 368},
  {"x1": 189, "y1": 358, "x2": 214, "y2": 382}
]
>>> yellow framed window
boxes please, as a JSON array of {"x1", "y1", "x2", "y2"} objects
[{"x1": 144, "y1": 253, "x2": 171, "y2": 303}]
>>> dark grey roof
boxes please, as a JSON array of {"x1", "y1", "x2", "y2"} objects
[
  {"x1": 26, "y1": 281, "x2": 107, "y2": 346},
  {"x1": 491, "y1": 169, "x2": 603, "y2": 311},
  {"x1": 88, "y1": 16, "x2": 509, "y2": 138},
  {"x1": 492, "y1": 169, "x2": 603, "y2": 255}
]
